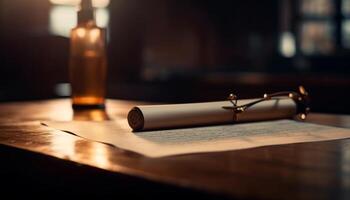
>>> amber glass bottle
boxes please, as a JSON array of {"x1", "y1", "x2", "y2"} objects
[{"x1": 69, "y1": 0, "x2": 107, "y2": 109}]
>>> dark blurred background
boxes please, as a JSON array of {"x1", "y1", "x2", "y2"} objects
[{"x1": 0, "y1": 0, "x2": 349, "y2": 113}]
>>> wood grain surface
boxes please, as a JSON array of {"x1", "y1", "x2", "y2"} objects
[{"x1": 1, "y1": 99, "x2": 350, "y2": 199}]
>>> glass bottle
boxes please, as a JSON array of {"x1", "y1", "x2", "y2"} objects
[{"x1": 69, "y1": 0, "x2": 107, "y2": 109}]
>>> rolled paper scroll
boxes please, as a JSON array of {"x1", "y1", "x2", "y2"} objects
[{"x1": 128, "y1": 98, "x2": 297, "y2": 131}]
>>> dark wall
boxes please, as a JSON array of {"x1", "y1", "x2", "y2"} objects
[
  {"x1": 0, "y1": 0, "x2": 349, "y2": 113},
  {"x1": 108, "y1": 0, "x2": 280, "y2": 82}
]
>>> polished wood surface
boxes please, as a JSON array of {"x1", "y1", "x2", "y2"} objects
[{"x1": 1, "y1": 99, "x2": 350, "y2": 199}]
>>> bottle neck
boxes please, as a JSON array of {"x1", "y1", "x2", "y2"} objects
[
  {"x1": 77, "y1": 20, "x2": 96, "y2": 28},
  {"x1": 77, "y1": 2, "x2": 95, "y2": 25}
]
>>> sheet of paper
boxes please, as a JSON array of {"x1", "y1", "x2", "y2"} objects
[{"x1": 43, "y1": 119, "x2": 350, "y2": 157}]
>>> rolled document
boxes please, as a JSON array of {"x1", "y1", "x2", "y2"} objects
[{"x1": 128, "y1": 98, "x2": 297, "y2": 131}]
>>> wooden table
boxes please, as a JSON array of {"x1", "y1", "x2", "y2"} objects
[{"x1": 1, "y1": 99, "x2": 350, "y2": 199}]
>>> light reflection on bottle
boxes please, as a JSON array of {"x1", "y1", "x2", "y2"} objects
[{"x1": 69, "y1": 7, "x2": 107, "y2": 109}]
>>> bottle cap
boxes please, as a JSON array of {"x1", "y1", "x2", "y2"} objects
[{"x1": 78, "y1": 0, "x2": 95, "y2": 24}]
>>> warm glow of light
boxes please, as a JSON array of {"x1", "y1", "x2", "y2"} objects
[
  {"x1": 51, "y1": 133, "x2": 76, "y2": 159},
  {"x1": 280, "y1": 32, "x2": 296, "y2": 58},
  {"x1": 76, "y1": 27, "x2": 86, "y2": 37},
  {"x1": 45, "y1": 100, "x2": 73, "y2": 121},
  {"x1": 49, "y1": 0, "x2": 110, "y2": 8},
  {"x1": 49, "y1": 6, "x2": 77, "y2": 37},
  {"x1": 90, "y1": 110, "x2": 106, "y2": 121},
  {"x1": 50, "y1": 0, "x2": 80, "y2": 6},
  {"x1": 95, "y1": 8, "x2": 109, "y2": 27},
  {"x1": 49, "y1": 6, "x2": 109, "y2": 38},
  {"x1": 299, "y1": 85, "x2": 307, "y2": 95},
  {"x1": 92, "y1": 0, "x2": 110, "y2": 8},
  {"x1": 89, "y1": 28, "x2": 100, "y2": 43},
  {"x1": 73, "y1": 109, "x2": 109, "y2": 121},
  {"x1": 91, "y1": 143, "x2": 109, "y2": 168}
]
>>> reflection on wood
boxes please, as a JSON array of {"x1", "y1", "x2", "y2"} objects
[
  {"x1": 73, "y1": 108, "x2": 110, "y2": 121},
  {"x1": 0, "y1": 99, "x2": 350, "y2": 199}
]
